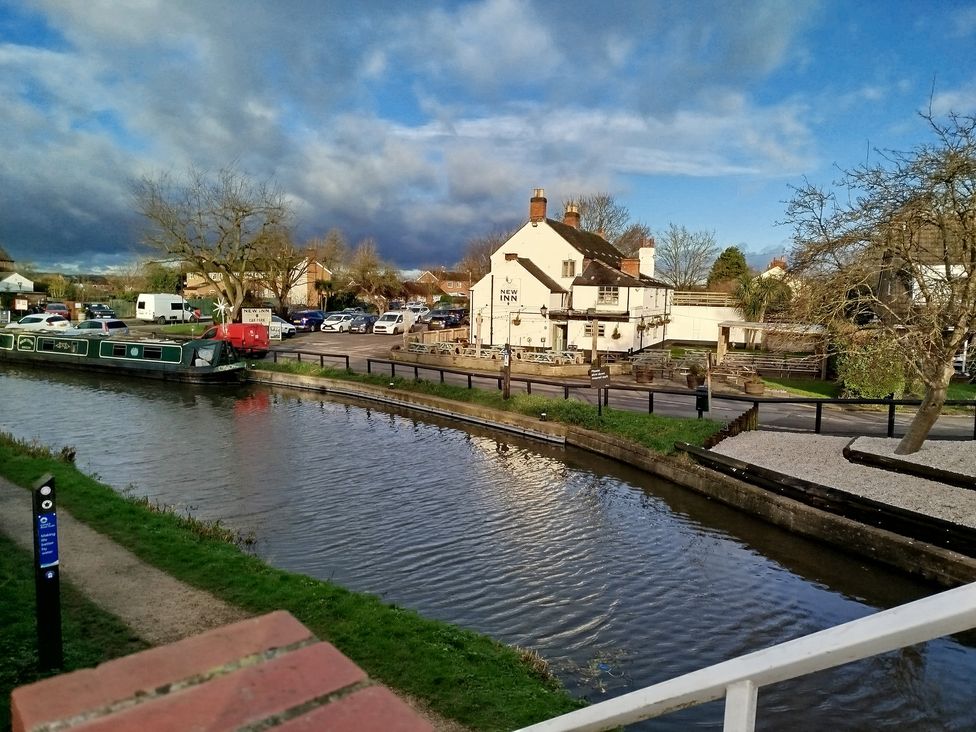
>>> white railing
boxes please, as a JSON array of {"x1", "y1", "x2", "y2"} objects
[{"x1": 517, "y1": 581, "x2": 976, "y2": 732}]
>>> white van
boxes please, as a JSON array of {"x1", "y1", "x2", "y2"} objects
[
  {"x1": 136, "y1": 293, "x2": 200, "y2": 324},
  {"x1": 372, "y1": 310, "x2": 416, "y2": 335}
]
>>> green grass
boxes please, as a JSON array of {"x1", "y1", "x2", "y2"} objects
[
  {"x1": 761, "y1": 376, "x2": 842, "y2": 398},
  {"x1": 0, "y1": 529, "x2": 148, "y2": 732},
  {"x1": 253, "y1": 361, "x2": 724, "y2": 454},
  {"x1": 0, "y1": 435, "x2": 582, "y2": 731}
]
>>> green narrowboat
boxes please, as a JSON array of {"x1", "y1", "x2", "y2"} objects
[{"x1": 0, "y1": 331, "x2": 246, "y2": 383}]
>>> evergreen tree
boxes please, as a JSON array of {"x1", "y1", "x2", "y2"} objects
[{"x1": 706, "y1": 246, "x2": 749, "y2": 288}]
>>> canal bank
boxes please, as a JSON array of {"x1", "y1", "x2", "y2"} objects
[{"x1": 247, "y1": 368, "x2": 976, "y2": 586}]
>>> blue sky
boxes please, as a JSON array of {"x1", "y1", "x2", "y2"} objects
[{"x1": 1, "y1": 0, "x2": 975, "y2": 274}]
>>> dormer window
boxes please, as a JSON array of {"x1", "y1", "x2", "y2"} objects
[{"x1": 598, "y1": 286, "x2": 619, "y2": 305}]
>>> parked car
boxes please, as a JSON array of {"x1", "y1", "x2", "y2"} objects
[
  {"x1": 84, "y1": 303, "x2": 116, "y2": 319},
  {"x1": 65, "y1": 318, "x2": 130, "y2": 336},
  {"x1": 289, "y1": 310, "x2": 327, "y2": 331},
  {"x1": 321, "y1": 313, "x2": 355, "y2": 332},
  {"x1": 9, "y1": 314, "x2": 71, "y2": 331},
  {"x1": 271, "y1": 314, "x2": 296, "y2": 338},
  {"x1": 44, "y1": 303, "x2": 71, "y2": 318},
  {"x1": 426, "y1": 314, "x2": 455, "y2": 330},
  {"x1": 348, "y1": 314, "x2": 378, "y2": 333}
]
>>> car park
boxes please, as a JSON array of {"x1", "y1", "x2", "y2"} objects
[
  {"x1": 289, "y1": 310, "x2": 327, "y2": 331},
  {"x1": 271, "y1": 315, "x2": 296, "y2": 337},
  {"x1": 84, "y1": 303, "x2": 116, "y2": 319},
  {"x1": 65, "y1": 318, "x2": 130, "y2": 336},
  {"x1": 9, "y1": 314, "x2": 71, "y2": 331},
  {"x1": 321, "y1": 313, "x2": 355, "y2": 332},
  {"x1": 348, "y1": 314, "x2": 378, "y2": 333},
  {"x1": 44, "y1": 303, "x2": 71, "y2": 318}
]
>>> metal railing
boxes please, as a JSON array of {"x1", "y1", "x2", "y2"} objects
[
  {"x1": 517, "y1": 581, "x2": 976, "y2": 732},
  {"x1": 257, "y1": 351, "x2": 976, "y2": 438}
]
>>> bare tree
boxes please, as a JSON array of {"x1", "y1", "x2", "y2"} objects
[
  {"x1": 251, "y1": 231, "x2": 309, "y2": 316},
  {"x1": 307, "y1": 228, "x2": 348, "y2": 272},
  {"x1": 785, "y1": 111, "x2": 976, "y2": 454},
  {"x1": 134, "y1": 166, "x2": 291, "y2": 320},
  {"x1": 655, "y1": 223, "x2": 719, "y2": 289},
  {"x1": 457, "y1": 229, "x2": 511, "y2": 283},
  {"x1": 563, "y1": 193, "x2": 631, "y2": 243},
  {"x1": 615, "y1": 221, "x2": 654, "y2": 257},
  {"x1": 336, "y1": 239, "x2": 402, "y2": 313}
]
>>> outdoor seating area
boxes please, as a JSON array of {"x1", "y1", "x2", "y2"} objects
[{"x1": 719, "y1": 351, "x2": 823, "y2": 378}]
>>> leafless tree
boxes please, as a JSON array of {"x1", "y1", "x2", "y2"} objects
[
  {"x1": 307, "y1": 228, "x2": 348, "y2": 272},
  {"x1": 457, "y1": 229, "x2": 511, "y2": 283},
  {"x1": 251, "y1": 231, "x2": 309, "y2": 316},
  {"x1": 615, "y1": 221, "x2": 655, "y2": 257},
  {"x1": 335, "y1": 239, "x2": 402, "y2": 313},
  {"x1": 562, "y1": 193, "x2": 631, "y2": 243},
  {"x1": 654, "y1": 223, "x2": 719, "y2": 289},
  {"x1": 785, "y1": 111, "x2": 976, "y2": 453},
  {"x1": 134, "y1": 166, "x2": 291, "y2": 320}
]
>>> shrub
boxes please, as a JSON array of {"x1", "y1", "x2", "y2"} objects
[{"x1": 836, "y1": 333, "x2": 907, "y2": 398}]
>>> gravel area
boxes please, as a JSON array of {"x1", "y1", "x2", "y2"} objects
[
  {"x1": 709, "y1": 432, "x2": 976, "y2": 529},
  {"x1": 851, "y1": 436, "x2": 976, "y2": 478}
]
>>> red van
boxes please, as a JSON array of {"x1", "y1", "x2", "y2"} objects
[{"x1": 200, "y1": 323, "x2": 270, "y2": 358}]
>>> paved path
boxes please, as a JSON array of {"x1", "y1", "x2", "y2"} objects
[{"x1": 0, "y1": 476, "x2": 248, "y2": 645}]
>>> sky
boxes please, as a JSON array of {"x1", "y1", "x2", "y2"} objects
[{"x1": 1, "y1": 0, "x2": 975, "y2": 275}]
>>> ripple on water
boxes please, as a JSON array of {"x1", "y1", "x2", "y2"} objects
[{"x1": 2, "y1": 370, "x2": 975, "y2": 730}]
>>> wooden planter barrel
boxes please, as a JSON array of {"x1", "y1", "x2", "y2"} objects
[{"x1": 634, "y1": 364, "x2": 654, "y2": 383}]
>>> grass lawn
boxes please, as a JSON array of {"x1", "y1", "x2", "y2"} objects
[
  {"x1": 252, "y1": 361, "x2": 724, "y2": 454},
  {"x1": 0, "y1": 530, "x2": 148, "y2": 732}
]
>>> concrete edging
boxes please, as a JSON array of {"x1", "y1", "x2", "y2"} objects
[{"x1": 246, "y1": 369, "x2": 976, "y2": 586}]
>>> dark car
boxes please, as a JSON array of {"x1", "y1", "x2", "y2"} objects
[
  {"x1": 348, "y1": 314, "x2": 378, "y2": 333},
  {"x1": 426, "y1": 314, "x2": 453, "y2": 330},
  {"x1": 289, "y1": 310, "x2": 327, "y2": 331},
  {"x1": 84, "y1": 303, "x2": 116, "y2": 319}
]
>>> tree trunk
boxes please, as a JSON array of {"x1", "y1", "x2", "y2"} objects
[{"x1": 895, "y1": 365, "x2": 953, "y2": 454}]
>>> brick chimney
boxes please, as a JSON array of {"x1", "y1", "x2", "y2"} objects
[
  {"x1": 563, "y1": 203, "x2": 580, "y2": 229},
  {"x1": 639, "y1": 236, "x2": 655, "y2": 278},
  {"x1": 621, "y1": 258, "x2": 640, "y2": 277},
  {"x1": 529, "y1": 188, "x2": 547, "y2": 223}
]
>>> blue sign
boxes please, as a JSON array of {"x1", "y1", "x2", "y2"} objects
[{"x1": 36, "y1": 512, "x2": 59, "y2": 568}]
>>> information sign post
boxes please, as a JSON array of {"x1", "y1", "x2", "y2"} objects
[
  {"x1": 32, "y1": 474, "x2": 63, "y2": 670},
  {"x1": 589, "y1": 366, "x2": 610, "y2": 417}
]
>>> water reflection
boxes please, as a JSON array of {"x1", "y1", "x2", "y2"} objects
[{"x1": 1, "y1": 364, "x2": 974, "y2": 730}]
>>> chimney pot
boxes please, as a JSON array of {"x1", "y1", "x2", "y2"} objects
[{"x1": 563, "y1": 203, "x2": 580, "y2": 229}]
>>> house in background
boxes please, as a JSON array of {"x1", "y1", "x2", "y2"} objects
[
  {"x1": 0, "y1": 246, "x2": 39, "y2": 313},
  {"x1": 184, "y1": 258, "x2": 331, "y2": 308},
  {"x1": 416, "y1": 269, "x2": 471, "y2": 301},
  {"x1": 469, "y1": 189, "x2": 672, "y2": 357}
]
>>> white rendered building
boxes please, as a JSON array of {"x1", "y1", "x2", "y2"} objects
[{"x1": 469, "y1": 189, "x2": 672, "y2": 356}]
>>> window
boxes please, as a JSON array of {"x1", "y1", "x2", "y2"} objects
[
  {"x1": 562, "y1": 260, "x2": 576, "y2": 277},
  {"x1": 143, "y1": 346, "x2": 163, "y2": 360},
  {"x1": 583, "y1": 322, "x2": 606, "y2": 337},
  {"x1": 598, "y1": 286, "x2": 619, "y2": 305}
]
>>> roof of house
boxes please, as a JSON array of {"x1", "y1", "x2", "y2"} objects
[
  {"x1": 516, "y1": 257, "x2": 568, "y2": 293},
  {"x1": 546, "y1": 219, "x2": 624, "y2": 269}
]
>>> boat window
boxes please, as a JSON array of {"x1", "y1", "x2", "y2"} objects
[
  {"x1": 39, "y1": 339, "x2": 56, "y2": 352},
  {"x1": 194, "y1": 344, "x2": 216, "y2": 366},
  {"x1": 112, "y1": 344, "x2": 127, "y2": 357},
  {"x1": 143, "y1": 346, "x2": 163, "y2": 360}
]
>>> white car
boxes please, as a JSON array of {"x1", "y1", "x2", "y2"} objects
[
  {"x1": 321, "y1": 313, "x2": 354, "y2": 333},
  {"x1": 9, "y1": 314, "x2": 71, "y2": 331},
  {"x1": 271, "y1": 314, "x2": 297, "y2": 338}
]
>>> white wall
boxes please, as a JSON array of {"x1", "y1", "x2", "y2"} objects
[{"x1": 669, "y1": 305, "x2": 745, "y2": 344}]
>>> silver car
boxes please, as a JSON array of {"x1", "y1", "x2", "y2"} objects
[{"x1": 65, "y1": 319, "x2": 130, "y2": 336}]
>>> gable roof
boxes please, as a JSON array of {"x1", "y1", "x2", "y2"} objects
[
  {"x1": 546, "y1": 219, "x2": 624, "y2": 269},
  {"x1": 516, "y1": 257, "x2": 567, "y2": 293},
  {"x1": 573, "y1": 259, "x2": 645, "y2": 288}
]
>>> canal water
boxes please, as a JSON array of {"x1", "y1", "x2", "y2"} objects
[{"x1": 2, "y1": 364, "x2": 974, "y2": 730}]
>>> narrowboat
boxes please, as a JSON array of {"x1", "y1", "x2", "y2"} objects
[{"x1": 0, "y1": 331, "x2": 246, "y2": 383}]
